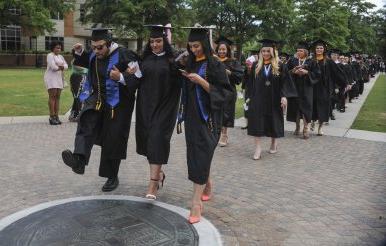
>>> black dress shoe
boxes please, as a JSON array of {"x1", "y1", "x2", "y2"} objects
[
  {"x1": 102, "y1": 177, "x2": 119, "y2": 192},
  {"x1": 49, "y1": 117, "x2": 59, "y2": 125},
  {"x1": 61, "y1": 149, "x2": 85, "y2": 175}
]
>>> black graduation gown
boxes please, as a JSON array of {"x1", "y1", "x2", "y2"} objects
[
  {"x1": 221, "y1": 58, "x2": 244, "y2": 127},
  {"x1": 73, "y1": 47, "x2": 139, "y2": 177},
  {"x1": 247, "y1": 63, "x2": 297, "y2": 138},
  {"x1": 184, "y1": 58, "x2": 232, "y2": 185},
  {"x1": 312, "y1": 59, "x2": 346, "y2": 122},
  {"x1": 136, "y1": 53, "x2": 180, "y2": 164},
  {"x1": 286, "y1": 58, "x2": 320, "y2": 123}
]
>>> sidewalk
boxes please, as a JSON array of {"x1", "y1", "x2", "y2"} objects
[{"x1": 235, "y1": 73, "x2": 386, "y2": 142}]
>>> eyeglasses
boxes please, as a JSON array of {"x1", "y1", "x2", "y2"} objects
[{"x1": 91, "y1": 44, "x2": 106, "y2": 51}]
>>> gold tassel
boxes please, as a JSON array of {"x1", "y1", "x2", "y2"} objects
[
  {"x1": 111, "y1": 108, "x2": 114, "y2": 119},
  {"x1": 95, "y1": 101, "x2": 101, "y2": 111}
]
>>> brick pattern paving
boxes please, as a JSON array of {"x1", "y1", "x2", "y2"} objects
[{"x1": 1, "y1": 122, "x2": 386, "y2": 245}]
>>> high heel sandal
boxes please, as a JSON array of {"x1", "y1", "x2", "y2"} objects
[
  {"x1": 145, "y1": 171, "x2": 166, "y2": 200},
  {"x1": 253, "y1": 149, "x2": 261, "y2": 160},
  {"x1": 188, "y1": 203, "x2": 203, "y2": 224}
]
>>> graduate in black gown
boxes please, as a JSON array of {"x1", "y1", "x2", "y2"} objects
[
  {"x1": 310, "y1": 40, "x2": 346, "y2": 136},
  {"x1": 214, "y1": 36, "x2": 244, "y2": 147},
  {"x1": 247, "y1": 39, "x2": 297, "y2": 160},
  {"x1": 286, "y1": 41, "x2": 320, "y2": 139},
  {"x1": 178, "y1": 25, "x2": 232, "y2": 224},
  {"x1": 242, "y1": 49, "x2": 260, "y2": 129},
  {"x1": 136, "y1": 25, "x2": 180, "y2": 200},
  {"x1": 329, "y1": 49, "x2": 347, "y2": 118},
  {"x1": 340, "y1": 54, "x2": 354, "y2": 112},
  {"x1": 61, "y1": 26, "x2": 140, "y2": 192}
]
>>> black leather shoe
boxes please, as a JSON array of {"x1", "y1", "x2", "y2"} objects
[
  {"x1": 61, "y1": 149, "x2": 85, "y2": 175},
  {"x1": 102, "y1": 177, "x2": 119, "y2": 192}
]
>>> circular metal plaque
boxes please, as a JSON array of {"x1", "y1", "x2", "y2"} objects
[{"x1": 0, "y1": 198, "x2": 200, "y2": 246}]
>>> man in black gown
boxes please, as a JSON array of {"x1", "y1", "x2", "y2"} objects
[{"x1": 61, "y1": 26, "x2": 140, "y2": 192}]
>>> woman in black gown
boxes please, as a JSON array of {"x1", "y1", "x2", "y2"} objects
[
  {"x1": 178, "y1": 26, "x2": 232, "y2": 223},
  {"x1": 310, "y1": 40, "x2": 346, "y2": 136},
  {"x1": 286, "y1": 42, "x2": 320, "y2": 139},
  {"x1": 136, "y1": 25, "x2": 180, "y2": 200},
  {"x1": 247, "y1": 39, "x2": 297, "y2": 160},
  {"x1": 214, "y1": 36, "x2": 244, "y2": 146}
]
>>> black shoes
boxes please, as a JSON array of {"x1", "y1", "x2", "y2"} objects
[
  {"x1": 102, "y1": 177, "x2": 119, "y2": 192},
  {"x1": 49, "y1": 116, "x2": 62, "y2": 125},
  {"x1": 61, "y1": 149, "x2": 85, "y2": 174}
]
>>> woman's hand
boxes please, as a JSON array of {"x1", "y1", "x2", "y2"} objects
[
  {"x1": 226, "y1": 69, "x2": 231, "y2": 75},
  {"x1": 281, "y1": 97, "x2": 287, "y2": 109},
  {"x1": 183, "y1": 73, "x2": 203, "y2": 84},
  {"x1": 126, "y1": 66, "x2": 137, "y2": 74}
]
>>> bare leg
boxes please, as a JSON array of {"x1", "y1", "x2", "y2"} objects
[
  {"x1": 190, "y1": 183, "x2": 205, "y2": 218},
  {"x1": 47, "y1": 89, "x2": 56, "y2": 118},
  {"x1": 202, "y1": 177, "x2": 212, "y2": 199},
  {"x1": 253, "y1": 137, "x2": 261, "y2": 159},
  {"x1": 145, "y1": 164, "x2": 163, "y2": 199},
  {"x1": 269, "y1": 138, "x2": 278, "y2": 153},
  {"x1": 318, "y1": 120, "x2": 324, "y2": 136},
  {"x1": 294, "y1": 113, "x2": 300, "y2": 135},
  {"x1": 219, "y1": 127, "x2": 228, "y2": 146},
  {"x1": 303, "y1": 116, "x2": 309, "y2": 139},
  {"x1": 54, "y1": 89, "x2": 62, "y2": 117}
]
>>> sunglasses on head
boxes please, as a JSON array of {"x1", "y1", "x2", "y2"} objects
[{"x1": 91, "y1": 43, "x2": 107, "y2": 51}]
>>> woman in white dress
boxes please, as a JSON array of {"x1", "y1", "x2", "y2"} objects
[{"x1": 44, "y1": 41, "x2": 68, "y2": 125}]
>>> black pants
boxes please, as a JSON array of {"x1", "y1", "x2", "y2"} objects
[
  {"x1": 70, "y1": 73, "x2": 83, "y2": 117},
  {"x1": 73, "y1": 109, "x2": 121, "y2": 178}
]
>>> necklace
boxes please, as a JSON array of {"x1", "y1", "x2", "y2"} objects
[{"x1": 95, "y1": 58, "x2": 102, "y2": 111}]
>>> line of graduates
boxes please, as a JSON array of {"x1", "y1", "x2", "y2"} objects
[
  {"x1": 243, "y1": 39, "x2": 380, "y2": 146},
  {"x1": 60, "y1": 23, "x2": 381, "y2": 225}
]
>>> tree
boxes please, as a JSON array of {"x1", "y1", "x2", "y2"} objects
[
  {"x1": 291, "y1": 0, "x2": 350, "y2": 51},
  {"x1": 82, "y1": 0, "x2": 191, "y2": 53},
  {"x1": 193, "y1": 0, "x2": 262, "y2": 59},
  {"x1": 340, "y1": 0, "x2": 377, "y2": 54},
  {"x1": 0, "y1": 0, "x2": 75, "y2": 36}
]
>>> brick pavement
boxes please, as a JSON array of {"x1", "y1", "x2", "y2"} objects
[{"x1": 1, "y1": 122, "x2": 386, "y2": 245}]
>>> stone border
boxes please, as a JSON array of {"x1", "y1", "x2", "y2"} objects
[{"x1": 0, "y1": 195, "x2": 222, "y2": 246}]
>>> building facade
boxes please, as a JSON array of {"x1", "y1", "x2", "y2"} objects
[{"x1": 0, "y1": 0, "x2": 137, "y2": 53}]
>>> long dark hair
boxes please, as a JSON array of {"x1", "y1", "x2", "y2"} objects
[{"x1": 142, "y1": 36, "x2": 174, "y2": 59}]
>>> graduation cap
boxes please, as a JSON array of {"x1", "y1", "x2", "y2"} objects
[
  {"x1": 297, "y1": 41, "x2": 309, "y2": 50},
  {"x1": 144, "y1": 24, "x2": 170, "y2": 38},
  {"x1": 310, "y1": 39, "x2": 329, "y2": 49},
  {"x1": 86, "y1": 24, "x2": 113, "y2": 41},
  {"x1": 258, "y1": 39, "x2": 279, "y2": 49},
  {"x1": 214, "y1": 36, "x2": 234, "y2": 46},
  {"x1": 182, "y1": 24, "x2": 211, "y2": 42},
  {"x1": 329, "y1": 48, "x2": 341, "y2": 55}
]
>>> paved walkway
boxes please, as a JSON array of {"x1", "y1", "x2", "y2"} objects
[
  {"x1": 1, "y1": 119, "x2": 386, "y2": 245},
  {"x1": 236, "y1": 73, "x2": 386, "y2": 143}
]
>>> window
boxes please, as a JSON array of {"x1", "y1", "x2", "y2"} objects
[
  {"x1": 50, "y1": 11, "x2": 63, "y2": 20},
  {"x1": 45, "y1": 36, "x2": 64, "y2": 50},
  {"x1": 0, "y1": 26, "x2": 21, "y2": 51},
  {"x1": 80, "y1": 4, "x2": 86, "y2": 22}
]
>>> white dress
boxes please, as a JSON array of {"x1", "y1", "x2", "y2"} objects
[{"x1": 44, "y1": 53, "x2": 68, "y2": 89}]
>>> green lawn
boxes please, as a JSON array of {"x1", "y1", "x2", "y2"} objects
[
  {"x1": 0, "y1": 68, "x2": 73, "y2": 116},
  {"x1": 352, "y1": 74, "x2": 386, "y2": 132}
]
